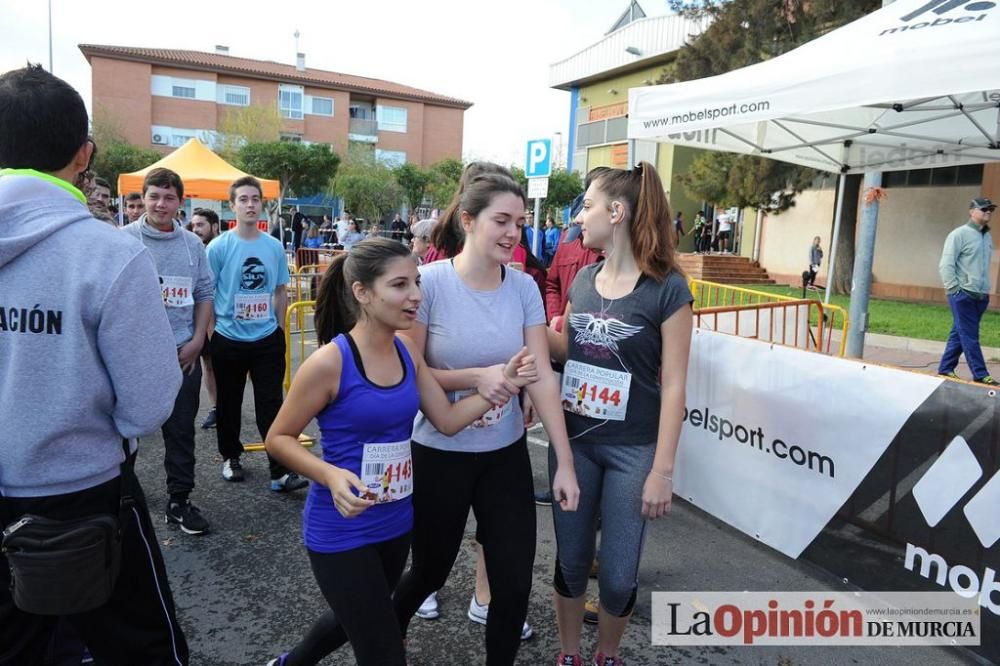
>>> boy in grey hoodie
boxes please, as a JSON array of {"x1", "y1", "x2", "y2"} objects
[
  {"x1": 0, "y1": 65, "x2": 189, "y2": 663},
  {"x1": 122, "y1": 167, "x2": 215, "y2": 535}
]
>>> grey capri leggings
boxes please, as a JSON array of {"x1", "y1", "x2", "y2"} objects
[{"x1": 549, "y1": 440, "x2": 655, "y2": 617}]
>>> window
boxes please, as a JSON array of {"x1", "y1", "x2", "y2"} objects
[
  {"x1": 375, "y1": 149, "x2": 406, "y2": 168},
  {"x1": 881, "y1": 164, "x2": 983, "y2": 188},
  {"x1": 280, "y1": 133, "x2": 303, "y2": 143},
  {"x1": 152, "y1": 75, "x2": 213, "y2": 101},
  {"x1": 377, "y1": 105, "x2": 407, "y2": 133},
  {"x1": 218, "y1": 84, "x2": 250, "y2": 106},
  {"x1": 576, "y1": 120, "x2": 606, "y2": 148},
  {"x1": 170, "y1": 134, "x2": 194, "y2": 147},
  {"x1": 309, "y1": 96, "x2": 334, "y2": 116},
  {"x1": 605, "y1": 117, "x2": 628, "y2": 143},
  {"x1": 350, "y1": 105, "x2": 372, "y2": 119},
  {"x1": 279, "y1": 84, "x2": 304, "y2": 120}
]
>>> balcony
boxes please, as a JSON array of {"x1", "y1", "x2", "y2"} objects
[{"x1": 348, "y1": 118, "x2": 378, "y2": 143}]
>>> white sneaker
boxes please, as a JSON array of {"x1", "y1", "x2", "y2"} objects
[
  {"x1": 467, "y1": 594, "x2": 533, "y2": 640},
  {"x1": 416, "y1": 592, "x2": 440, "y2": 620}
]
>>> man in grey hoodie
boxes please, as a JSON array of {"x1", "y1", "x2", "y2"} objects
[
  {"x1": 0, "y1": 64, "x2": 189, "y2": 665},
  {"x1": 123, "y1": 168, "x2": 215, "y2": 535}
]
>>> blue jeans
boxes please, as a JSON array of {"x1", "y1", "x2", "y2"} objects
[{"x1": 938, "y1": 291, "x2": 991, "y2": 380}]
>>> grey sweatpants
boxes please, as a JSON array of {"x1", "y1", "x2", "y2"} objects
[{"x1": 549, "y1": 440, "x2": 655, "y2": 617}]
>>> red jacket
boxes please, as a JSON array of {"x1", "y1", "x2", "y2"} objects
[{"x1": 545, "y1": 239, "x2": 603, "y2": 321}]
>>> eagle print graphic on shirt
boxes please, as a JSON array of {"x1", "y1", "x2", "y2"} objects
[{"x1": 569, "y1": 312, "x2": 642, "y2": 360}]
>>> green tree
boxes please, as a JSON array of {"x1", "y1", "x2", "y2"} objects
[
  {"x1": 663, "y1": 0, "x2": 880, "y2": 291},
  {"x1": 663, "y1": 0, "x2": 881, "y2": 84},
  {"x1": 678, "y1": 152, "x2": 815, "y2": 213},
  {"x1": 393, "y1": 162, "x2": 432, "y2": 211},
  {"x1": 510, "y1": 166, "x2": 582, "y2": 219},
  {"x1": 216, "y1": 104, "x2": 283, "y2": 162},
  {"x1": 333, "y1": 145, "x2": 402, "y2": 226},
  {"x1": 90, "y1": 107, "x2": 161, "y2": 197},
  {"x1": 543, "y1": 169, "x2": 584, "y2": 218},
  {"x1": 426, "y1": 158, "x2": 465, "y2": 207},
  {"x1": 237, "y1": 141, "x2": 340, "y2": 201},
  {"x1": 92, "y1": 142, "x2": 163, "y2": 198}
]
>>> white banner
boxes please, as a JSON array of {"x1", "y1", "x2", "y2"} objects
[{"x1": 675, "y1": 330, "x2": 942, "y2": 558}]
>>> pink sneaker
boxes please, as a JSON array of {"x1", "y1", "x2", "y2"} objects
[
  {"x1": 593, "y1": 653, "x2": 624, "y2": 666},
  {"x1": 557, "y1": 653, "x2": 583, "y2": 666}
]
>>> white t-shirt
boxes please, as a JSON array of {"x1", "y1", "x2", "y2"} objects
[
  {"x1": 335, "y1": 219, "x2": 350, "y2": 241},
  {"x1": 717, "y1": 213, "x2": 733, "y2": 233},
  {"x1": 412, "y1": 260, "x2": 546, "y2": 453}
]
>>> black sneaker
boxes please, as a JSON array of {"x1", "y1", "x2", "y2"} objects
[
  {"x1": 222, "y1": 457, "x2": 245, "y2": 482},
  {"x1": 270, "y1": 472, "x2": 308, "y2": 492},
  {"x1": 165, "y1": 499, "x2": 210, "y2": 535},
  {"x1": 534, "y1": 490, "x2": 553, "y2": 506},
  {"x1": 583, "y1": 596, "x2": 599, "y2": 625},
  {"x1": 201, "y1": 407, "x2": 217, "y2": 429}
]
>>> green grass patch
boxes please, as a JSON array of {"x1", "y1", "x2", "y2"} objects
[{"x1": 705, "y1": 284, "x2": 1000, "y2": 348}]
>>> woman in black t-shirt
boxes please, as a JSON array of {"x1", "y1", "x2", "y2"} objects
[{"x1": 547, "y1": 162, "x2": 693, "y2": 666}]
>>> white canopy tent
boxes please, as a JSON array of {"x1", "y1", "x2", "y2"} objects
[
  {"x1": 627, "y1": 0, "x2": 1000, "y2": 355},
  {"x1": 628, "y1": 0, "x2": 1000, "y2": 174}
]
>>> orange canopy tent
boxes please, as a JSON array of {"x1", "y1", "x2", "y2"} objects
[{"x1": 117, "y1": 137, "x2": 279, "y2": 200}]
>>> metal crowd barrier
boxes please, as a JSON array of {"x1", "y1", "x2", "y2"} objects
[
  {"x1": 284, "y1": 299, "x2": 317, "y2": 393},
  {"x1": 689, "y1": 279, "x2": 849, "y2": 356}
]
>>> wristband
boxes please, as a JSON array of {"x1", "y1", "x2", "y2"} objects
[{"x1": 651, "y1": 470, "x2": 673, "y2": 483}]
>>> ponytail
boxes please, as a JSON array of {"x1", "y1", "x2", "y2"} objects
[
  {"x1": 585, "y1": 161, "x2": 678, "y2": 281},
  {"x1": 630, "y1": 161, "x2": 676, "y2": 281},
  {"x1": 315, "y1": 254, "x2": 353, "y2": 346},
  {"x1": 431, "y1": 194, "x2": 465, "y2": 258},
  {"x1": 430, "y1": 161, "x2": 522, "y2": 258}
]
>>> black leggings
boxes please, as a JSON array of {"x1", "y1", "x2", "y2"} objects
[
  {"x1": 392, "y1": 436, "x2": 536, "y2": 666},
  {"x1": 285, "y1": 532, "x2": 411, "y2": 666}
]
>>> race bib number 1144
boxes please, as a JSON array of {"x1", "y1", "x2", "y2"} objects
[{"x1": 561, "y1": 360, "x2": 631, "y2": 421}]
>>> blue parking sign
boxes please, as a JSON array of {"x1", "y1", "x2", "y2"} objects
[{"x1": 525, "y1": 139, "x2": 552, "y2": 178}]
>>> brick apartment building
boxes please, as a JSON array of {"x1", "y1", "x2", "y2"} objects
[{"x1": 79, "y1": 44, "x2": 471, "y2": 168}]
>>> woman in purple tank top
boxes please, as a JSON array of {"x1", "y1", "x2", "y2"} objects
[{"x1": 264, "y1": 238, "x2": 537, "y2": 666}]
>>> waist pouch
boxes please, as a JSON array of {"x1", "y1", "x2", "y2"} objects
[
  {"x1": 1, "y1": 441, "x2": 134, "y2": 615},
  {"x1": 2, "y1": 513, "x2": 122, "y2": 615}
]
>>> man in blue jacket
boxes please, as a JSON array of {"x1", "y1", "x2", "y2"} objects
[
  {"x1": 938, "y1": 197, "x2": 997, "y2": 385},
  {"x1": 0, "y1": 64, "x2": 189, "y2": 664}
]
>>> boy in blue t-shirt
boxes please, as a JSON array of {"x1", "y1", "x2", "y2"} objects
[{"x1": 206, "y1": 176, "x2": 306, "y2": 492}]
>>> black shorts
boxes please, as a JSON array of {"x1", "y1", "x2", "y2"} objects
[{"x1": 718, "y1": 230, "x2": 731, "y2": 240}]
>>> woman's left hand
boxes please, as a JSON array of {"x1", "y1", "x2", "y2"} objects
[
  {"x1": 552, "y1": 464, "x2": 580, "y2": 512},
  {"x1": 641, "y1": 472, "x2": 673, "y2": 520}
]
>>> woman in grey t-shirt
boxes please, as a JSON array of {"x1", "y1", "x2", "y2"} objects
[
  {"x1": 392, "y1": 164, "x2": 580, "y2": 665},
  {"x1": 547, "y1": 162, "x2": 693, "y2": 666}
]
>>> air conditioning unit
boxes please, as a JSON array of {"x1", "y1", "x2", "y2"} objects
[{"x1": 152, "y1": 133, "x2": 167, "y2": 145}]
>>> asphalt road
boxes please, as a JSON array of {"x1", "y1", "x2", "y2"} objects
[{"x1": 132, "y1": 383, "x2": 986, "y2": 666}]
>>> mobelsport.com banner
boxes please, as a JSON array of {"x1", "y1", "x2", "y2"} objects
[
  {"x1": 652, "y1": 591, "x2": 979, "y2": 647},
  {"x1": 677, "y1": 330, "x2": 1000, "y2": 663},
  {"x1": 676, "y1": 330, "x2": 943, "y2": 559}
]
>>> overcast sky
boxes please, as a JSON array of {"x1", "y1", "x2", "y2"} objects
[{"x1": 0, "y1": 0, "x2": 672, "y2": 167}]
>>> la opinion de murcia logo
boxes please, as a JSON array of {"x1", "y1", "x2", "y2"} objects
[{"x1": 880, "y1": 0, "x2": 995, "y2": 36}]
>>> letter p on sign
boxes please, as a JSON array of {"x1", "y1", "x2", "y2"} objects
[{"x1": 525, "y1": 139, "x2": 552, "y2": 178}]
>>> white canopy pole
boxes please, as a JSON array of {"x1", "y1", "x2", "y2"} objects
[{"x1": 824, "y1": 173, "x2": 847, "y2": 305}]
